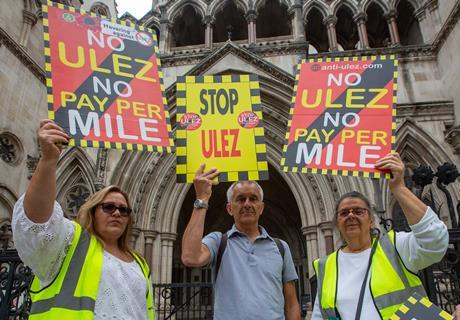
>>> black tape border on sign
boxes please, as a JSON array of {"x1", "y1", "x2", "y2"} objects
[
  {"x1": 42, "y1": 0, "x2": 175, "y2": 153},
  {"x1": 175, "y1": 75, "x2": 269, "y2": 183},
  {"x1": 279, "y1": 55, "x2": 397, "y2": 180}
]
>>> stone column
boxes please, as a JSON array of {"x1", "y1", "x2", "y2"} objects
[
  {"x1": 159, "y1": 232, "x2": 176, "y2": 284},
  {"x1": 246, "y1": 10, "x2": 257, "y2": 45},
  {"x1": 289, "y1": 3, "x2": 305, "y2": 42},
  {"x1": 159, "y1": 19, "x2": 173, "y2": 53},
  {"x1": 353, "y1": 12, "x2": 369, "y2": 49},
  {"x1": 144, "y1": 230, "x2": 158, "y2": 269},
  {"x1": 426, "y1": 0, "x2": 441, "y2": 36},
  {"x1": 414, "y1": 7, "x2": 428, "y2": 43},
  {"x1": 19, "y1": 9, "x2": 38, "y2": 47},
  {"x1": 203, "y1": 15, "x2": 215, "y2": 49},
  {"x1": 302, "y1": 226, "x2": 319, "y2": 278},
  {"x1": 323, "y1": 15, "x2": 338, "y2": 51},
  {"x1": 131, "y1": 226, "x2": 141, "y2": 250},
  {"x1": 319, "y1": 221, "x2": 334, "y2": 254},
  {"x1": 385, "y1": 10, "x2": 400, "y2": 45}
]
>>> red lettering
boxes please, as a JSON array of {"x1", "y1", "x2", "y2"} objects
[
  {"x1": 201, "y1": 129, "x2": 241, "y2": 158},
  {"x1": 229, "y1": 129, "x2": 241, "y2": 157}
]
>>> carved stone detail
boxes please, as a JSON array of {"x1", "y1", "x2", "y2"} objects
[
  {"x1": 26, "y1": 155, "x2": 39, "y2": 179},
  {"x1": 0, "y1": 27, "x2": 45, "y2": 83},
  {"x1": 446, "y1": 125, "x2": 460, "y2": 154}
]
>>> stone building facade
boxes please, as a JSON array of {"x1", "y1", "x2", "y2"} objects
[{"x1": 1, "y1": 0, "x2": 460, "y2": 313}]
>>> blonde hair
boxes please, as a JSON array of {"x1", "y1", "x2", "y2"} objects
[{"x1": 76, "y1": 185, "x2": 133, "y2": 254}]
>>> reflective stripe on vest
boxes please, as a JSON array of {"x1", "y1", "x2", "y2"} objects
[
  {"x1": 30, "y1": 229, "x2": 94, "y2": 314},
  {"x1": 371, "y1": 231, "x2": 426, "y2": 319},
  {"x1": 314, "y1": 255, "x2": 339, "y2": 319},
  {"x1": 314, "y1": 230, "x2": 426, "y2": 320},
  {"x1": 29, "y1": 222, "x2": 154, "y2": 320}
]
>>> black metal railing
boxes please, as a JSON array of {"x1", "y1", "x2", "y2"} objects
[
  {"x1": 153, "y1": 283, "x2": 213, "y2": 319},
  {"x1": 0, "y1": 238, "x2": 33, "y2": 320},
  {"x1": 405, "y1": 162, "x2": 460, "y2": 313},
  {"x1": 426, "y1": 229, "x2": 460, "y2": 313}
]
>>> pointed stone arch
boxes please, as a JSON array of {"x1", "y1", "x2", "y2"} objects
[
  {"x1": 396, "y1": 119, "x2": 454, "y2": 166},
  {"x1": 304, "y1": 3, "x2": 329, "y2": 52},
  {"x1": 57, "y1": 147, "x2": 96, "y2": 191},
  {"x1": 208, "y1": 0, "x2": 249, "y2": 18},
  {"x1": 335, "y1": 4, "x2": 360, "y2": 50},
  {"x1": 56, "y1": 148, "x2": 97, "y2": 217},
  {"x1": 396, "y1": 0, "x2": 423, "y2": 45},
  {"x1": 303, "y1": 0, "x2": 329, "y2": 22},
  {"x1": 362, "y1": 0, "x2": 390, "y2": 13},
  {"x1": 254, "y1": 0, "x2": 291, "y2": 12},
  {"x1": 167, "y1": 0, "x2": 206, "y2": 23},
  {"x1": 255, "y1": 0, "x2": 292, "y2": 39},
  {"x1": 0, "y1": 184, "x2": 18, "y2": 222},
  {"x1": 384, "y1": 119, "x2": 460, "y2": 224},
  {"x1": 391, "y1": 0, "x2": 421, "y2": 12},
  {"x1": 331, "y1": 0, "x2": 359, "y2": 17},
  {"x1": 169, "y1": 2, "x2": 206, "y2": 47},
  {"x1": 365, "y1": 1, "x2": 391, "y2": 48}
]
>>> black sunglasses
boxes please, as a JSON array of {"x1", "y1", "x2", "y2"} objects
[{"x1": 97, "y1": 202, "x2": 132, "y2": 216}]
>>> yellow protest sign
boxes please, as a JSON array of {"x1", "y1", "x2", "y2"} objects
[{"x1": 176, "y1": 74, "x2": 268, "y2": 183}]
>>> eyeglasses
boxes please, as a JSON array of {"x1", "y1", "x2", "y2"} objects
[
  {"x1": 336, "y1": 207, "x2": 368, "y2": 219},
  {"x1": 97, "y1": 202, "x2": 132, "y2": 217}
]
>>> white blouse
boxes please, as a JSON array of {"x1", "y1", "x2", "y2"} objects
[{"x1": 12, "y1": 196, "x2": 150, "y2": 320}]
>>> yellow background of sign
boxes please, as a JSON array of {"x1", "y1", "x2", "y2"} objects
[{"x1": 176, "y1": 75, "x2": 268, "y2": 183}]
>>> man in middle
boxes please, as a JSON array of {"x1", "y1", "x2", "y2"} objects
[{"x1": 181, "y1": 164, "x2": 300, "y2": 320}]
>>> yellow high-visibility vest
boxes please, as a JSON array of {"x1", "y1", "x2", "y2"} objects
[
  {"x1": 28, "y1": 222, "x2": 154, "y2": 320},
  {"x1": 313, "y1": 230, "x2": 426, "y2": 319}
]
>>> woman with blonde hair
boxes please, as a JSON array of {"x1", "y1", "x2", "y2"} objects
[{"x1": 12, "y1": 120, "x2": 154, "y2": 320}]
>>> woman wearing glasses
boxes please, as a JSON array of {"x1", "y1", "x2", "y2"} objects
[
  {"x1": 12, "y1": 120, "x2": 154, "y2": 320},
  {"x1": 311, "y1": 153, "x2": 449, "y2": 320}
]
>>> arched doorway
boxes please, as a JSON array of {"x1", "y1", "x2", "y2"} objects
[{"x1": 172, "y1": 164, "x2": 310, "y2": 301}]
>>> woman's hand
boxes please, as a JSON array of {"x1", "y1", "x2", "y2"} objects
[
  {"x1": 38, "y1": 119, "x2": 69, "y2": 162},
  {"x1": 23, "y1": 120, "x2": 69, "y2": 223},
  {"x1": 375, "y1": 152, "x2": 405, "y2": 192}
]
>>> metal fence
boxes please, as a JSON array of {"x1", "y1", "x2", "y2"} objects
[
  {"x1": 153, "y1": 283, "x2": 213, "y2": 319},
  {"x1": 0, "y1": 238, "x2": 33, "y2": 320}
]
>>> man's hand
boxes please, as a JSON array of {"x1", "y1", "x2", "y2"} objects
[
  {"x1": 453, "y1": 305, "x2": 460, "y2": 320},
  {"x1": 38, "y1": 119, "x2": 69, "y2": 162},
  {"x1": 193, "y1": 164, "x2": 219, "y2": 202},
  {"x1": 375, "y1": 152, "x2": 405, "y2": 192}
]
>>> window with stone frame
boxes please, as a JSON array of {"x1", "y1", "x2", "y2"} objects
[
  {"x1": 90, "y1": 3, "x2": 110, "y2": 17},
  {"x1": 0, "y1": 132, "x2": 23, "y2": 166},
  {"x1": 65, "y1": 184, "x2": 91, "y2": 218}
]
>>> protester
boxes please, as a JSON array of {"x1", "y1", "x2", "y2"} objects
[
  {"x1": 312, "y1": 153, "x2": 449, "y2": 320},
  {"x1": 181, "y1": 164, "x2": 301, "y2": 320},
  {"x1": 12, "y1": 119, "x2": 154, "y2": 320}
]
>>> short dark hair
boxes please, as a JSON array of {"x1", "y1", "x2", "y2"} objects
[
  {"x1": 334, "y1": 191, "x2": 371, "y2": 223},
  {"x1": 334, "y1": 191, "x2": 381, "y2": 241},
  {"x1": 335, "y1": 191, "x2": 370, "y2": 211}
]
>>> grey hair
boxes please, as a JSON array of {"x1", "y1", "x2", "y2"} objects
[
  {"x1": 226, "y1": 181, "x2": 264, "y2": 202},
  {"x1": 334, "y1": 191, "x2": 381, "y2": 242}
]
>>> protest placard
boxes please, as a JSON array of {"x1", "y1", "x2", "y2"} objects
[
  {"x1": 281, "y1": 56, "x2": 397, "y2": 179},
  {"x1": 390, "y1": 293, "x2": 453, "y2": 320},
  {"x1": 175, "y1": 74, "x2": 268, "y2": 183},
  {"x1": 42, "y1": 1, "x2": 174, "y2": 152}
]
